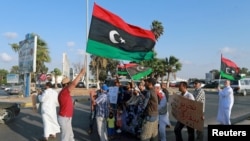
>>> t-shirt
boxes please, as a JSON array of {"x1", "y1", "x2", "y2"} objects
[
  {"x1": 107, "y1": 117, "x2": 115, "y2": 128},
  {"x1": 58, "y1": 87, "x2": 73, "y2": 117}
]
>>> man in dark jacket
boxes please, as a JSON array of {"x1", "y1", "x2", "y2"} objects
[{"x1": 140, "y1": 78, "x2": 159, "y2": 141}]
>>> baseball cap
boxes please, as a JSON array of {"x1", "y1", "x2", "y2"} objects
[{"x1": 101, "y1": 84, "x2": 109, "y2": 91}]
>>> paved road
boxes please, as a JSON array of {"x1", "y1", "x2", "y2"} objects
[{"x1": 0, "y1": 90, "x2": 250, "y2": 141}]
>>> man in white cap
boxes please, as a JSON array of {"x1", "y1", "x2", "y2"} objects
[
  {"x1": 155, "y1": 83, "x2": 168, "y2": 141},
  {"x1": 58, "y1": 68, "x2": 86, "y2": 141}
]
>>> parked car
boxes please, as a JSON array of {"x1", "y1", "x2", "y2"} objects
[
  {"x1": 89, "y1": 83, "x2": 97, "y2": 88},
  {"x1": 231, "y1": 78, "x2": 250, "y2": 96},
  {"x1": 76, "y1": 82, "x2": 85, "y2": 88},
  {"x1": 0, "y1": 102, "x2": 21, "y2": 124},
  {"x1": 7, "y1": 85, "x2": 23, "y2": 95}
]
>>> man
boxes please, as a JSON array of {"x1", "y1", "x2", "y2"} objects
[
  {"x1": 38, "y1": 82, "x2": 60, "y2": 141},
  {"x1": 216, "y1": 79, "x2": 234, "y2": 125},
  {"x1": 174, "y1": 81, "x2": 195, "y2": 141},
  {"x1": 160, "y1": 82, "x2": 171, "y2": 128},
  {"x1": 193, "y1": 80, "x2": 205, "y2": 141},
  {"x1": 140, "y1": 78, "x2": 158, "y2": 141},
  {"x1": 155, "y1": 83, "x2": 168, "y2": 141},
  {"x1": 87, "y1": 88, "x2": 98, "y2": 134},
  {"x1": 94, "y1": 84, "x2": 110, "y2": 141},
  {"x1": 58, "y1": 68, "x2": 86, "y2": 141}
]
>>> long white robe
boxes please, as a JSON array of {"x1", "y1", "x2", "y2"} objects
[
  {"x1": 38, "y1": 88, "x2": 60, "y2": 137},
  {"x1": 216, "y1": 86, "x2": 234, "y2": 125}
]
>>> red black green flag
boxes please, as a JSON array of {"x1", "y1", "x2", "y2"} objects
[
  {"x1": 220, "y1": 56, "x2": 241, "y2": 80},
  {"x1": 117, "y1": 63, "x2": 137, "y2": 75},
  {"x1": 86, "y1": 3, "x2": 156, "y2": 61},
  {"x1": 117, "y1": 63, "x2": 152, "y2": 80}
]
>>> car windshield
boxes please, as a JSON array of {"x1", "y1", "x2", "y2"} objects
[{"x1": 231, "y1": 80, "x2": 239, "y2": 85}]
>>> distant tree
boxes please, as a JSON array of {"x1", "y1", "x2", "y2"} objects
[
  {"x1": 0, "y1": 69, "x2": 9, "y2": 84},
  {"x1": 240, "y1": 67, "x2": 248, "y2": 76},
  {"x1": 106, "y1": 59, "x2": 120, "y2": 77},
  {"x1": 10, "y1": 65, "x2": 19, "y2": 74},
  {"x1": 72, "y1": 62, "x2": 84, "y2": 74},
  {"x1": 51, "y1": 68, "x2": 62, "y2": 88},
  {"x1": 165, "y1": 56, "x2": 182, "y2": 87},
  {"x1": 89, "y1": 55, "x2": 108, "y2": 87}
]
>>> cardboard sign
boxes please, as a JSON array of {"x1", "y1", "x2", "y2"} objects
[{"x1": 171, "y1": 94, "x2": 204, "y2": 131}]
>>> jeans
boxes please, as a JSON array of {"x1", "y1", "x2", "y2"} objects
[{"x1": 96, "y1": 116, "x2": 108, "y2": 141}]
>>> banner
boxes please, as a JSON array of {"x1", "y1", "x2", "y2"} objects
[{"x1": 171, "y1": 94, "x2": 204, "y2": 131}]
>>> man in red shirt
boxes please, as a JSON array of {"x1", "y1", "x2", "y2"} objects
[{"x1": 58, "y1": 68, "x2": 86, "y2": 141}]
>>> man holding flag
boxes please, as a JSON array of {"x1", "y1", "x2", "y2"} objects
[{"x1": 217, "y1": 55, "x2": 237, "y2": 125}]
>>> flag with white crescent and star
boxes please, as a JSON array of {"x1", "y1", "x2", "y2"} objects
[
  {"x1": 220, "y1": 55, "x2": 242, "y2": 80},
  {"x1": 86, "y1": 3, "x2": 156, "y2": 61},
  {"x1": 126, "y1": 64, "x2": 152, "y2": 80}
]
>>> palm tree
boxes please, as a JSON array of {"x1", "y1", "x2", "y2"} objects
[
  {"x1": 51, "y1": 68, "x2": 62, "y2": 88},
  {"x1": 9, "y1": 33, "x2": 51, "y2": 74},
  {"x1": 151, "y1": 20, "x2": 164, "y2": 41},
  {"x1": 10, "y1": 66, "x2": 19, "y2": 74},
  {"x1": 106, "y1": 59, "x2": 120, "y2": 77},
  {"x1": 165, "y1": 56, "x2": 182, "y2": 87},
  {"x1": 89, "y1": 55, "x2": 108, "y2": 87}
]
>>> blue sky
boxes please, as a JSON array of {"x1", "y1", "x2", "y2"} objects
[{"x1": 0, "y1": 0, "x2": 250, "y2": 80}]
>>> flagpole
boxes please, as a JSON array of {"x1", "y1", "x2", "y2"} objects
[
  {"x1": 218, "y1": 53, "x2": 222, "y2": 88},
  {"x1": 85, "y1": 0, "x2": 89, "y2": 89}
]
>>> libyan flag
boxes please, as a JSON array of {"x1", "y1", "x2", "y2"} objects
[
  {"x1": 117, "y1": 63, "x2": 137, "y2": 75},
  {"x1": 118, "y1": 63, "x2": 152, "y2": 80},
  {"x1": 86, "y1": 3, "x2": 156, "y2": 61},
  {"x1": 220, "y1": 56, "x2": 241, "y2": 80}
]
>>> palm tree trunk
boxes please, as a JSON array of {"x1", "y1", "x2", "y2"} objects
[
  {"x1": 96, "y1": 67, "x2": 100, "y2": 89},
  {"x1": 166, "y1": 72, "x2": 171, "y2": 88}
]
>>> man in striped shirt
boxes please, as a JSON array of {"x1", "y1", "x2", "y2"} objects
[
  {"x1": 193, "y1": 80, "x2": 206, "y2": 141},
  {"x1": 94, "y1": 84, "x2": 110, "y2": 141}
]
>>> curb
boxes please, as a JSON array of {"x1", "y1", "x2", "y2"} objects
[
  {"x1": 20, "y1": 102, "x2": 33, "y2": 108},
  {"x1": 18, "y1": 97, "x2": 89, "y2": 108}
]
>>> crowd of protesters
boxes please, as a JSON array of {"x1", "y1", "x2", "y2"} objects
[
  {"x1": 32, "y1": 66, "x2": 212, "y2": 141},
  {"x1": 88, "y1": 76, "x2": 173, "y2": 141}
]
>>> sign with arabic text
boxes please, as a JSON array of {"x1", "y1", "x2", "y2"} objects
[{"x1": 171, "y1": 94, "x2": 204, "y2": 131}]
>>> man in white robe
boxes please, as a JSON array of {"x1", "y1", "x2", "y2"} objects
[
  {"x1": 216, "y1": 79, "x2": 234, "y2": 125},
  {"x1": 38, "y1": 82, "x2": 60, "y2": 140}
]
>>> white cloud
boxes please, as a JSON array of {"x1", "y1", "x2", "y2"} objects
[
  {"x1": 3, "y1": 32, "x2": 18, "y2": 39},
  {"x1": 66, "y1": 41, "x2": 75, "y2": 47},
  {"x1": 0, "y1": 53, "x2": 13, "y2": 62},
  {"x1": 220, "y1": 47, "x2": 235, "y2": 54},
  {"x1": 77, "y1": 49, "x2": 85, "y2": 56}
]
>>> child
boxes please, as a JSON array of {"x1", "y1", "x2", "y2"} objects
[{"x1": 107, "y1": 112, "x2": 115, "y2": 139}]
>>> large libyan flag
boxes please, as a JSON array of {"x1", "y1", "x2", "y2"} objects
[
  {"x1": 117, "y1": 63, "x2": 152, "y2": 80},
  {"x1": 220, "y1": 56, "x2": 241, "y2": 80},
  {"x1": 86, "y1": 3, "x2": 156, "y2": 61}
]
